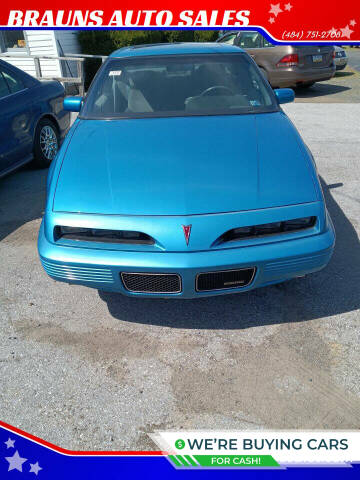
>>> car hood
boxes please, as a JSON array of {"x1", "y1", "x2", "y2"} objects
[{"x1": 53, "y1": 113, "x2": 318, "y2": 215}]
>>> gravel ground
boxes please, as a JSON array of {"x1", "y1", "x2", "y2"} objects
[{"x1": 0, "y1": 103, "x2": 359, "y2": 450}]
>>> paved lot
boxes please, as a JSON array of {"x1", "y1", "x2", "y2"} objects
[
  {"x1": 0, "y1": 103, "x2": 359, "y2": 450},
  {"x1": 293, "y1": 62, "x2": 360, "y2": 103},
  {"x1": 347, "y1": 48, "x2": 360, "y2": 72}
]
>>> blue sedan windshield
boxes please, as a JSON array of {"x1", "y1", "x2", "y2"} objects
[{"x1": 81, "y1": 53, "x2": 278, "y2": 119}]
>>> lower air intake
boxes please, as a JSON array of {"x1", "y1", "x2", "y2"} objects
[
  {"x1": 196, "y1": 268, "x2": 256, "y2": 292},
  {"x1": 121, "y1": 272, "x2": 181, "y2": 294}
]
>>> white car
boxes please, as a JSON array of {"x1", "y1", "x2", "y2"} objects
[{"x1": 334, "y1": 46, "x2": 348, "y2": 70}]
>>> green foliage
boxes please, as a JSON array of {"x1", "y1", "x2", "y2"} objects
[
  {"x1": 163, "y1": 30, "x2": 195, "y2": 43},
  {"x1": 108, "y1": 30, "x2": 164, "y2": 49},
  {"x1": 77, "y1": 30, "x2": 218, "y2": 87},
  {"x1": 194, "y1": 31, "x2": 219, "y2": 42}
]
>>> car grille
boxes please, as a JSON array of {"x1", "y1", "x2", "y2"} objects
[
  {"x1": 121, "y1": 272, "x2": 182, "y2": 294},
  {"x1": 196, "y1": 268, "x2": 256, "y2": 292},
  {"x1": 41, "y1": 258, "x2": 114, "y2": 284},
  {"x1": 263, "y1": 252, "x2": 331, "y2": 278}
]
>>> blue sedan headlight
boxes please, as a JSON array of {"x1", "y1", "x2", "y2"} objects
[
  {"x1": 218, "y1": 217, "x2": 316, "y2": 243},
  {"x1": 282, "y1": 217, "x2": 316, "y2": 231},
  {"x1": 54, "y1": 226, "x2": 154, "y2": 245},
  {"x1": 254, "y1": 222, "x2": 282, "y2": 235}
]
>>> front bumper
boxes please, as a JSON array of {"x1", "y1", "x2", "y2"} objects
[{"x1": 38, "y1": 218, "x2": 335, "y2": 299}]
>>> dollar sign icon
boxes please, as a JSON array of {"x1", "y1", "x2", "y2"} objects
[{"x1": 175, "y1": 439, "x2": 185, "y2": 450}]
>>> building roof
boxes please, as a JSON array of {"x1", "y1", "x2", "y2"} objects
[{"x1": 109, "y1": 42, "x2": 244, "y2": 58}]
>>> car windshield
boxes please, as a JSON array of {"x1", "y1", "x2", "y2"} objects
[{"x1": 81, "y1": 53, "x2": 278, "y2": 119}]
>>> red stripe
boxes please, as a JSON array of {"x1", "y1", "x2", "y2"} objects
[{"x1": 0, "y1": 420, "x2": 166, "y2": 456}]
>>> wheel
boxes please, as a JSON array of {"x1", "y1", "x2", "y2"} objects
[{"x1": 32, "y1": 118, "x2": 59, "y2": 168}]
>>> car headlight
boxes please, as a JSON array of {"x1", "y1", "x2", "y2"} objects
[
  {"x1": 218, "y1": 217, "x2": 316, "y2": 243},
  {"x1": 282, "y1": 217, "x2": 316, "y2": 231},
  {"x1": 253, "y1": 222, "x2": 282, "y2": 235},
  {"x1": 232, "y1": 226, "x2": 253, "y2": 237},
  {"x1": 54, "y1": 226, "x2": 154, "y2": 245}
]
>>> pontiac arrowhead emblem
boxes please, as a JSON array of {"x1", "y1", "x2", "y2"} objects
[{"x1": 182, "y1": 225, "x2": 192, "y2": 245}]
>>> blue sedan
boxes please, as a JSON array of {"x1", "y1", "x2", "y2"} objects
[
  {"x1": 38, "y1": 43, "x2": 335, "y2": 298},
  {"x1": 0, "y1": 59, "x2": 70, "y2": 177}
]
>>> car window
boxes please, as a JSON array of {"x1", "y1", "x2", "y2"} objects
[
  {"x1": 237, "y1": 32, "x2": 263, "y2": 49},
  {"x1": 0, "y1": 73, "x2": 10, "y2": 99},
  {"x1": 263, "y1": 37, "x2": 274, "y2": 48},
  {"x1": 2, "y1": 69, "x2": 24, "y2": 94},
  {"x1": 81, "y1": 53, "x2": 278, "y2": 120},
  {"x1": 218, "y1": 33, "x2": 237, "y2": 45}
]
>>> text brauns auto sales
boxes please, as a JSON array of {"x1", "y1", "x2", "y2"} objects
[
  {"x1": 7, "y1": 9, "x2": 251, "y2": 27},
  {"x1": 183, "y1": 438, "x2": 349, "y2": 451}
]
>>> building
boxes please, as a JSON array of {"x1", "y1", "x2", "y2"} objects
[{"x1": 0, "y1": 30, "x2": 80, "y2": 79}]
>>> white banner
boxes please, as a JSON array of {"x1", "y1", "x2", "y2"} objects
[{"x1": 150, "y1": 430, "x2": 360, "y2": 465}]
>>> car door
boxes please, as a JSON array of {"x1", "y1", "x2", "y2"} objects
[
  {"x1": 249, "y1": 35, "x2": 278, "y2": 74},
  {"x1": 0, "y1": 65, "x2": 34, "y2": 174},
  {"x1": 234, "y1": 31, "x2": 265, "y2": 62},
  {"x1": 0, "y1": 72, "x2": 12, "y2": 173}
]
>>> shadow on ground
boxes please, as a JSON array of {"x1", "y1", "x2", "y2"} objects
[
  {"x1": 294, "y1": 83, "x2": 351, "y2": 99},
  {"x1": 334, "y1": 71, "x2": 355, "y2": 78},
  {"x1": 0, "y1": 166, "x2": 47, "y2": 242},
  {"x1": 100, "y1": 179, "x2": 360, "y2": 329}
]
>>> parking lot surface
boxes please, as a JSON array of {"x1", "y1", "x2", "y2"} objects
[
  {"x1": 294, "y1": 61, "x2": 360, "y2": 103},
  {"x1": 0, "y1": 103, "x2": 359, "y2": 450},
  {"x1": 347, "y1": 48, "x2": 360, "y2": 72}
]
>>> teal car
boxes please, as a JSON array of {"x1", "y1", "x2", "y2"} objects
[{"x1": 38, "y1": 43, "x2": 335, "y2": 298}]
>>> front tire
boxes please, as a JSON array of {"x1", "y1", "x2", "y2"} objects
[{"x1": 32, "y1": 118, "x2": 59, "y2": 168}]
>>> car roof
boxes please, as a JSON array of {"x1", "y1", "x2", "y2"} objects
[{"x1": 110, "y1": 42, "x2": 244, "y2": 58}]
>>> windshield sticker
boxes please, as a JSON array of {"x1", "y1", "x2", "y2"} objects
[{"x1": 109, "y1": 70, "x2": 122, "y2": 76}]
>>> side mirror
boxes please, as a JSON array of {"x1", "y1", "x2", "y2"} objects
[
  {"x1": 64, "y1": 96, "x2": 83, "y2": 112},
  {"x1": 274, "y1": 88, "x2": 295, "y2": 104}
]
